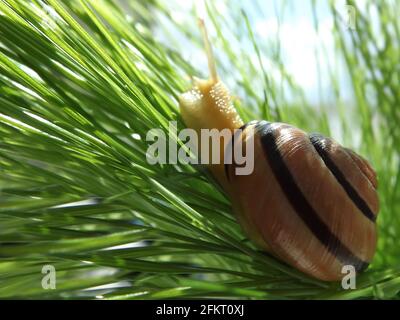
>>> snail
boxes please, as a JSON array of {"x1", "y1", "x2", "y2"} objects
[{"x1": 179, "y1": 20, "x2": 379, "y2": 281}]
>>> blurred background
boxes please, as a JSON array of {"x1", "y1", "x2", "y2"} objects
[{"x1": 0, "y1": 0, "x2": 399, "y2": 299}]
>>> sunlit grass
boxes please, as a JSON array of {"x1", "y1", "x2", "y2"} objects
[{"x1": 0, "y1": 0, "x2": 399, "y2": 299}]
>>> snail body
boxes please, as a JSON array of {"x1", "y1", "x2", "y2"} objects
[{"x1": 179, "y1": 20, "x2": 379, "y2": 281}]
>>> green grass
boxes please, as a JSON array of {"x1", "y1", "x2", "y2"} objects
[{"x1": 0, "y1": 0, "x2": 399, "y2": 299}]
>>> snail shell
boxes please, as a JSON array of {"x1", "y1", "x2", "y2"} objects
[
  {"x1": 179, "y1": 21, "x2": 379, "y2": 281},
  {"x1": 225, "y1": 120, "x2": 379, "y2": 281}
]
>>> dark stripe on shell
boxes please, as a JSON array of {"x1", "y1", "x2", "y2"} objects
[
  {"x1": 257, "y1": 121, "x2": 369, "y2": 272},
  {"x1": 309, "y1": 133, "x2": 376, "y2": 222},
  {"x1": 224, "y1": 121, "x2": 258, "y2": 181}
]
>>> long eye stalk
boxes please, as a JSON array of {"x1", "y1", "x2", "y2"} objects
[{"x1": 198, "y1": 18, "x2": 218, "y2": 83}]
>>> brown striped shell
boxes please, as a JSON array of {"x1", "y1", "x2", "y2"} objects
[{"x1": 225, "y1": 120, "x2": 379, "y2": 281}]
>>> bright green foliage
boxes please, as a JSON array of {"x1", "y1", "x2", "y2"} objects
[{"x1": 0, "y1": 0, "x2": 399, "y2": 299}]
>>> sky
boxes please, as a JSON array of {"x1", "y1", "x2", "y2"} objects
[{"x1": 153, "y1": 0, "x2": 360, "y2": 106}]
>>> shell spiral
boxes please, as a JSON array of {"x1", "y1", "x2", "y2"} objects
[{"x1": 225, "y1": 120, "x2": 379, "y2": 281}]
